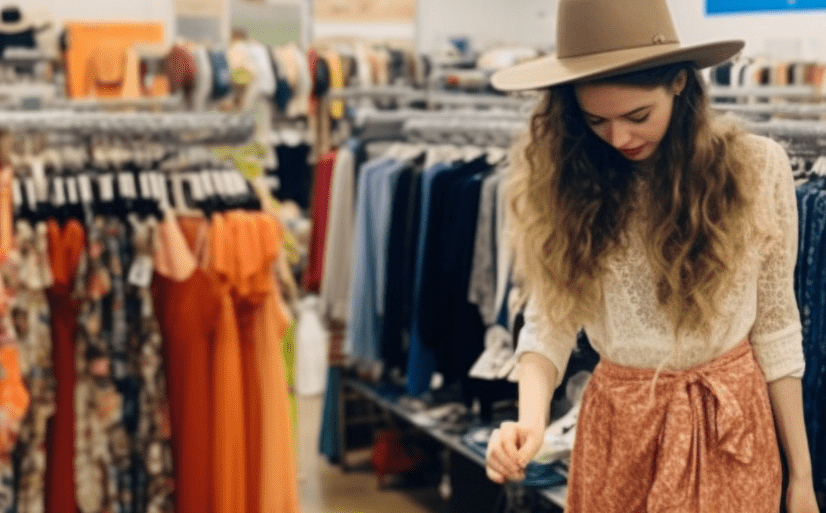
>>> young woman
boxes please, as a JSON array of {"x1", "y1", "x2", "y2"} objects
[{"x1": 484, "y1": 0, "x2": 819, "y2": 512}]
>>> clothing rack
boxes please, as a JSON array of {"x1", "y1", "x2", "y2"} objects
[
  {"x1": 0, "y1": 110, "x2": 255, "y2": 145},
  {"x1": 714, "y1": 103, "x2": 826, "y2": 118},
  {"x1": 708, "y1": 85, "x2": 821, "y2": 99}
]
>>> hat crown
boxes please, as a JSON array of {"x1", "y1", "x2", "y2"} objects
[{"x1": 557, "y1": 0, "x2": 679, "y2": 59}]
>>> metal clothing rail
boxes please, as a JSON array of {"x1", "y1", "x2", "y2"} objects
[
  {"x1": 708, "y1": 85, "x2": 821, "y2": 99},
  {"x1": 713, "y1": 103, "x2": 826, "y2": 118},
  {"x1": 0, "y1": 110, "x2": 256, "y2": 145},
  {"x1": 745, "y1": 119, "x2": 826, "y2": 139}
]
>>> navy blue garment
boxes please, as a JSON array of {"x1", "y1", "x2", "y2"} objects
[
  {"x1": 380, "y1": 163, "x2": 423, "y2": 375},
  {"x1": 794, "y1": 178, "x2": 826, "y2": 499},
  {"x1": 417, "y1": 157, "x2": 489, "y2": 353},
  {"x1": 436, "y1": 162, "x2": 489, "y2": 386},
  {"x1": 273, "y1": 143, "x2": 313, "y2": 211},
  {"x1": 406, "y1": 162, "x2": 454, "y2": 396}
]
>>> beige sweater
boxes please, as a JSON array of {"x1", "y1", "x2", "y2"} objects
[{"x1": 516, "y1": 134, "x2": 805, "y2": 388}]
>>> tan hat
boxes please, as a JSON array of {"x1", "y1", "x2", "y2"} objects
[{"x1": 491, "y1": 0, "x2": 744, "y2": 91}]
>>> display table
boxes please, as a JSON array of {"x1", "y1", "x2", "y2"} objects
[{"x1": 339, "y1": 377, "x2": 568, "y2": 512}]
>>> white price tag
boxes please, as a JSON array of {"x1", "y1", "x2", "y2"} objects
[
  {"x1": 139, "y1": 173, "x2": 152, "y2": 200},
  {"x1": 211, "y1": 170, "x2": 228, "y2": 195},
  {"x1": 66, "y1": 177, "x2": 80, "y2": 204},
  {"x1": 77, "y1": 174, "x2": 94, "y2": 204},
  {"x1": 52, "y1": 177, "x2": 66, "y2": 206},
  {"x1": 31, "y1": 159, "x2": 47, "y2": 202},
  {"x1": 118, "y1": 172, "x2": 138, "y2": 199},
  {"x1": 127, "y1": 254, "x2": 154, "y2": 287},
  {"x1": 154, "y1": 173, "x2": 170, "y2": 209},
  {"x1": 11, "y1": 179, "x2": 22, "y2": 209},
  {"x1": 223, "y1": 170, "x2": 242, "y2": 195},
  {"x1": 98, "y1": 174, "x2": 115, "y2": 202},
  {"x1": 187, "y1": 173, "x2": 205, "y2": 201},
  {"x1": 230, "y1": 172, "x2": 249, "y2": 196},
  {"x1": 24, "y1": 179, "x2": 37, "y2": 210},
  {"x1": 199, "y1": 171, "x2": 216, "y2": 197}
]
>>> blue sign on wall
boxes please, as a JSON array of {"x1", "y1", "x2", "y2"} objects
[{"x1": 707, "y1": 0, "x2": 826, "y2": 13}]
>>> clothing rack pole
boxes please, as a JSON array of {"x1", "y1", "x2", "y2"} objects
[{"x1": 708, "y1": 85, "x2": 820, "y2": 99}]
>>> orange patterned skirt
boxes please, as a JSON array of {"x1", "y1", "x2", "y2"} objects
[{"x1": 566, "y1": 339, "x2": 782, "y2": 512}]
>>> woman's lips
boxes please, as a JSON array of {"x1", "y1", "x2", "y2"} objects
[{"x1": 620, "y1": 145, "x2": 645, "y2": 158}]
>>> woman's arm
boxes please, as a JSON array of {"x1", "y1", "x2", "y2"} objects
[{"x1": 767, "y1": 377, "x2": 812, "y2": 480}]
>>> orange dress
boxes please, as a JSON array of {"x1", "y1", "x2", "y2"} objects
[{"x1": 152, "y1": 216, "x2": 219, "y2": 513}]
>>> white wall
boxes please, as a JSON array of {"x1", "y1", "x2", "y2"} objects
[
  {"x1": 415, "y1": 0, "x2": 826, "y2": 61},
  {"x1": 24, "y1": 0, "x2": 175, "y2": 35},
  {"x1": 416, "y1": 0, "x2": 557, "y2": 54},
  {"x1": 667, "y1": 1, "x2": 826, "y2": 60}
]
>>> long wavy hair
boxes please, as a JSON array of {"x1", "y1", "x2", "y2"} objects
[{"x1": 509, "y1": 62, "x2": 762, "y2": 340}]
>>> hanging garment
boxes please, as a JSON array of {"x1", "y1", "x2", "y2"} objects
[
  {"x1": 45, "y1": 218, "x2": 85, "y2": 513},
  {"x1": 567, "y1": 340, "x2": 781, "y2": 513},
  {"x1": 152, "y1": 215, "x2": 217, "y2": 513},
  {"x1": 8, "y1": 221, "x2": 54, "y2": 513},
  {"x1": 73, "y1": 216, "x2": 174, "y2": 513},
  {"x1": 301, "y1": 149, "x2": 337, "y2": 292},
  {"x1": 794, "y1": 177, "x2": 826, "y2": 499},
  {"x1": 319, "y1": 140, "x2": 359, "y2": 322},
  {"x1": 345, "y1": 157, "x2": 405, "y2": 364}
]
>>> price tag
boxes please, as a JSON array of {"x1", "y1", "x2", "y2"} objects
[
  {"x1": 154, "y1": 173, "x2": 170, "y2": 210},
  {"x1": 187, "y1": 173, "x2": 205, "y2": 201},
  {"x1": 24, "y1": 179, "x2": 37, "y2": 210},
  {"x1": 118, "y1": 172, "x2": 138, "y2": 199},
  {"x1": 12, "y1": 179, "x2": 22, "y2": 209},
  {"x1": 52, "y1": 177, "x2": 66, "y2": 206},
  {"x1": 98, "y1": 174, "x2": 115, "y2": 202},
  {"x1": 138, "y1": 172, "x2": 152, "y2": 200},
  {"x1": 31, "y1": 159, "x2": 48, "y2": 202},
  {"x1": 66, "y1": 177, "x2": 80, "y2": 204},
  {"x1": 127, "y1": 254, "x2": 154, "y2": 287},
  {"x1": 230, "y1": 171, "x2": 249, "y2": 196},
  {"x1": 77, "y1": 174, "x2": 94, "y2": 204},
  {"x1": 222, "y1": 170, "x2": 242, "y2": 195},
  {"x1": 200, "y1": 170, "x2": 216, "y2": 197},
  {"x1": 211, "y1": 170, "x2": 229, "y2": 196}
]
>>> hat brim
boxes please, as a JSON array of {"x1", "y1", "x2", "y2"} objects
[{"x1": 491, "y1": 40, "x2": 744, "y2": 91}]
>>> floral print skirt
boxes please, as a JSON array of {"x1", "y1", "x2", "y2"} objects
[{"x1": 566, "y1": 339, "x2": 782, "y2": 513}]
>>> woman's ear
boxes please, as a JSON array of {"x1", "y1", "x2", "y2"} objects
[{"x1": 672, "y1": 70, "x2": 688, "y2": 96}]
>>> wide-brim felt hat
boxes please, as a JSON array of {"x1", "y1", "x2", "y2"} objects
[{"x1": 491, "y1": 0, "x2": 744, "y2": 91}]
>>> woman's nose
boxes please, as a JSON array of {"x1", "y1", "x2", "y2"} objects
[{"x1": 608, "y1": 123, "x2": 632, "y2": 148}]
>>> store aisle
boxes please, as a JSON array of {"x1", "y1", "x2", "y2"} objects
[{"x1": 298, "y1": 395, "x2": 445, "y2": 513}]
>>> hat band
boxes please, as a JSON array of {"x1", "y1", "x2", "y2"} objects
[{"x1": 558, "y1": 35, "x2": 680, "y2": 60}]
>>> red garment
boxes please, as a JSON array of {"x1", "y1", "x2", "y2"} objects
[
  {"x1": 301, "y1": 149, "x2": 337, "y2": 292},
  {"x1": 152, "y1": 216, "x2": 218, "y2": 513},
  {"x1": 44, "y1": 219, "x2": 85, "y2": 513}
]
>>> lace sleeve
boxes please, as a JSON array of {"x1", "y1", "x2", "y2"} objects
[
  {"x1": 515, "y1": 296, "x2": 578, "y2": 389},
  {"x1": 749, "y1": 138, "x2": 805, "y2": 382}
]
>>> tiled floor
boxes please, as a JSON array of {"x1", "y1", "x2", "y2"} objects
[{"x1": 298, "y1": 395, "x2": 445, "y2": 513}]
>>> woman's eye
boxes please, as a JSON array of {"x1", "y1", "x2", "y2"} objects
[
  {"x1": 629, "y1": 114, "x2": 649, "y2": 123},
  {"x1": 587, "y1": 117, "x2": 605, "y2": 126}
]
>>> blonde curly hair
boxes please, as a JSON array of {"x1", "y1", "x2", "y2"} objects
[{"x1": 508, "y1": 62, "x2": 763, "y2": 340}]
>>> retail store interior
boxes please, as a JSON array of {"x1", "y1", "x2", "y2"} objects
[{"x1": 0, "y1": 0, "x2": 825, "y2": 511}]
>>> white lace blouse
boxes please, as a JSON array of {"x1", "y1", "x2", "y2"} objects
[{"x1": 516, "y1": 134, "x2": 806, "y2": 388}]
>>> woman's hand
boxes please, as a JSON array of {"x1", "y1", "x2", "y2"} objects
[
  {"x1": 785, "y1": 476, "x2": 820, "y2": 513},
  {"x1": 485, "y1": 420, "x2": 545, "y2": 484}
]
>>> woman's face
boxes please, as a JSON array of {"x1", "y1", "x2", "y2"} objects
[{"x1": 574, "y1": 78, "x2": 685, "y2": 163}]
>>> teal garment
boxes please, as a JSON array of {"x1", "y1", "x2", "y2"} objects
[{"x1": 318, "y1": 367, "x2": 342, "y2": 462}]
